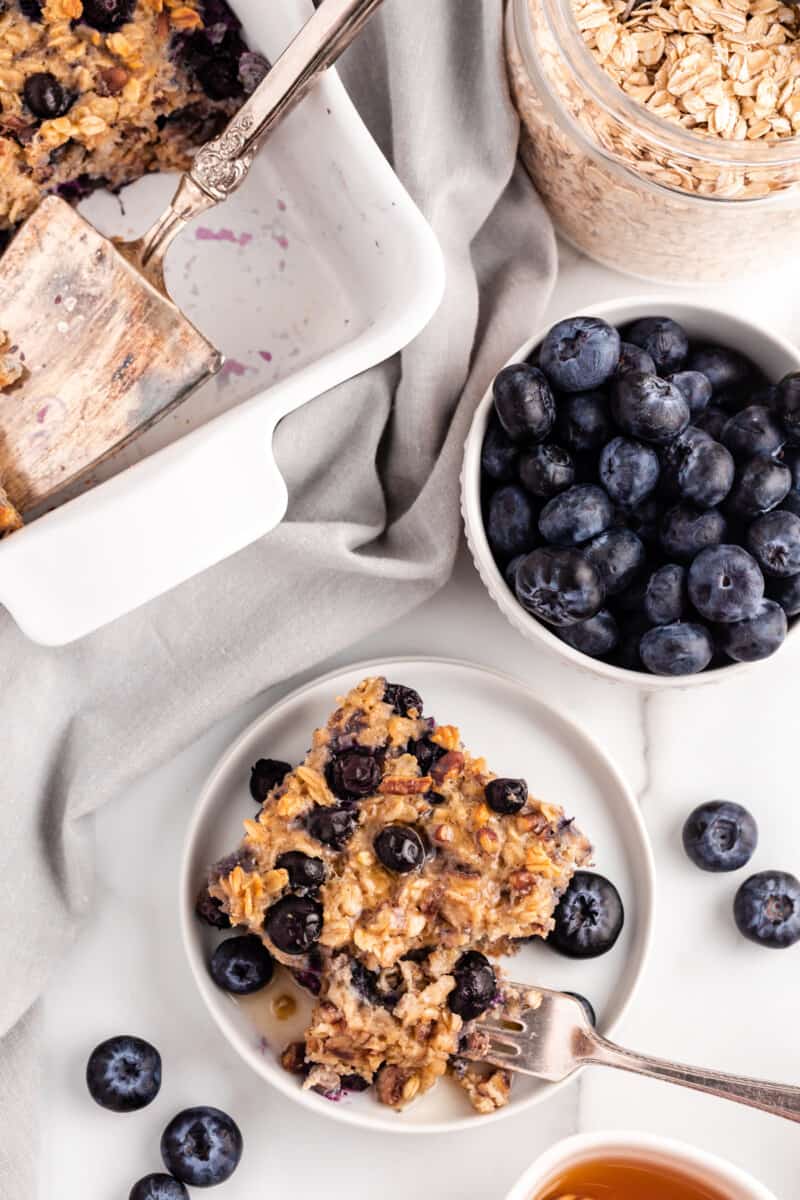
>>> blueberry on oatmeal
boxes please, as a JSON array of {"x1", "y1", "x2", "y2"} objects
[
  {"x1": 383, "y1": 683, "x2": 423, "y2": 717},
  {"x1": 194, "y1": 887, "x2": 231, "y2": 929},
  {"x1": 326, "y1": 748, "x2": 382, "y2": 799},
  {"x1": 448, "y1": 951, "x2": 497, "y2": 1021},
  {"x1": 484, "y1": 778, "x2": 527, "y2": 815},
  {"x1": 264, "y1": 895, "x2": 324, "y2": 956},
  {"x1": 306, "y1": 804, "x2": 359, "y2": 849},
  {"x1": 374, "y1": 825, "x2": 426, "y2": 874},
  {"x1": 80, "y1": 0, "x2": 135, "y2": 32},
  {"x1": 23, "y1": 72, "x2": 73, "y2": 119},
  {"x1": 276, "y1": 851, "x2": 327, "y2": 893},
  {"x1": 249, "y1": 758, "x2": 292, "y2": 804}
]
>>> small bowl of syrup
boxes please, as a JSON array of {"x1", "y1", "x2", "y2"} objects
[{"x1": 507, "y1": 1133, "x2": 776, "y2": 1200}]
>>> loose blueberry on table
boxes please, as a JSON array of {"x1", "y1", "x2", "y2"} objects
[
  {"x1": 733, "y1": 871, "x2": 800, "y2": 949},
  {"x1": 86, "y1": 1035, "x2": 162, "y2": 1112},
  {"x1": 682, "y1": 801, "x2": 758, "y2": 873},
  {"x1": 161, "y1": 1106, "x2": 243, "y2": 1187},
  {"x1": 129, "y1": 1175, "x2": 189, "y2": 1200},
  {"x1": 480, "y1": 314, "x2": 799, "y2": 674}
]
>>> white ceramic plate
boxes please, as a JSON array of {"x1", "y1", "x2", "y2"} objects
[
  {"x1": 181, "y1": 657, "x2": 655, "y2": 1133},
  {"x1": 0, "y1": 0, "x2": 445, "y2": 645}
]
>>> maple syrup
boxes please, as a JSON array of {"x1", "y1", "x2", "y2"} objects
[{"x1": 538, "y1": 1156, "x2": 733, "y2": 1200}]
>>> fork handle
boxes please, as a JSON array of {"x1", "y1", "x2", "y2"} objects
[
  {"x1": 138, "y1": 0, "x2": 385, "y2": 273},
  {"x1": 583, "y1": 1033, "x2": 800, "y2": 1124}
]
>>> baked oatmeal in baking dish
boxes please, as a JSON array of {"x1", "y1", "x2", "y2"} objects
[
  {"x1": 0, "y1": 0, "x2": 268, "y2": 249},
  {"x1": 199, "y1": 677, "x2": 591, "y2": 1112}
]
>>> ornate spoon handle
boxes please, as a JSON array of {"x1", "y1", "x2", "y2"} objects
[{"x1": 138, "y1": 0, "x2": 385, "y2": 274}]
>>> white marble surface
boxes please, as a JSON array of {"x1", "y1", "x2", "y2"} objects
[{"x1": 40, "y1": 245, "x2": 800, "y2": 1199}]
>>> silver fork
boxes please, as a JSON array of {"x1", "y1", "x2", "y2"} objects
[{"x1": 460, "y1": 985, "x2": 800, "y2": 1123}]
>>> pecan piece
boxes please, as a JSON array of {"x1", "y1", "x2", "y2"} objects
[
  {"x1": 97, "y1": 66, "x2": 129, "y2": 96},
  {"x1": 378, "y1": 774, "x2": 433, "y2": 795},
  {"x1": 431, "y1": 750, "x2": 464, "y2": 784},
  {"x1": 375, "y1": 1064, "x2": 410, "y2": 1108},
  {"x1": 509, "y1": 868, "x2": 535, "y2": 895},
  {"x1": 280, "y1": 1041, "x2": 308, "y2": 1076}
]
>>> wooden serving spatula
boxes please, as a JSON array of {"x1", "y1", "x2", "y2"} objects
[{"x1": 0, "y1": 0, "x2": 384, "y2": 515}]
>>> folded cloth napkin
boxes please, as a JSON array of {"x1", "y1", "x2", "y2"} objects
[{"x1": 0, "y1": 0, "x2": 556, "y2": 1191}]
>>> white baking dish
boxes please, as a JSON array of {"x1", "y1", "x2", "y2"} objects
[{"x1": 0, "y1": 0, "x2": 445, "y2": 646}]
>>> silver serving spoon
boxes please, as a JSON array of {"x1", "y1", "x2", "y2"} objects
[{"x1": 460, "y1": 984, "x2": 800, "y2": 1123}]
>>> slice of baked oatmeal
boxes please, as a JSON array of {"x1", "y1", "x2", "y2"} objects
[
  {"x1": 203, "y1": 676, "x2": 591, "y2": 1112},
  {"x1": 0, "y1": 0, "x2": 268, "y2": 249}
]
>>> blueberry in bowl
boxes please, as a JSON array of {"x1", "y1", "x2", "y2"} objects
[{"x1": 464, "y1": 301, "x2": 800, "y2": 684}]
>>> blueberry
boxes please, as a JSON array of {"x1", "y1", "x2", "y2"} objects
[
  {"x1": 481, "y1": 417, "x2": 519, "y2": 482},
  {"x1": 781, "y1": 489, "x2": 800, "y2": 519},
  {"x1": 688, "y1": 544, "x2": 765, "y2": 623},
  {"x1": 519, "y1": 443, "x2": 575, "y2": 498},
  {"x1": 249, "y1": 758, "x2": 291, "y2": 804},
  {"x1": 129, "y1": 1175, "x2": 188, "y2": 1200},
  {"x1": 275, "y1": 851, "x2": 327, "y2": 893},
  {"x1": 644, "y1": 563, "x2": 686, "y2": 625},
  {"x1": 555, "y1": 390, "x2": 612, "y2": 453},
  {"x1": 639, "y1": 622, "x2": 714, "y2": 675},
  {"x1": 86, "y1": 1036, "x2": 161, "y2": 1113},
  {"x1": 661, "y1": 427, "x2": 734, "y2": 509},
  {"x1": 238, "y1": 50, "x2": 269, "y2": 94},
  {"x1": 616, "y1": 341, "x2": 656, "y2": 377},
  {"x1": 485, "y1": 777, "x2": 527, "y2": 814},
  {"x1": 487, "y1": 484, "x2": 537, "y2": 561},
  {"x1": 409, "y1": 736, "x2": 446, "y2": 775},
  {"x1": 747, "y1": 510, "x2": 800, "y2": 577},
  {"x1": 539, "y1": 316, "x2": 621, "y2": 393},
  {"x1": 625, "y1": 316, "x2": 688, "y2": 374},
  {"x1": 613, "y1": 613, "x2": 650, "y2": 671},
  {"x1": 161, "y1": 1107, "x2": 242, "y2": 1187},
  {"x1": 733, "y1": 871, "x2": 800, "y2": 949},
  {"x1": 558, "y1": 609, "x2": 619, "y2": 658},
  {"x1": 627, "y1": 495, "x2": 661, "y2": 544},
  {"x1": 264, "y1": 895, "x2": 323, "y2": 955},
  {"x1": 611, "y1": 373, "x2": 690, "y2": 445},
  {"x1": 666, "y1": 370, "x2": 712, "y2": 415},
  {"x1": 539, "y1": 484, "x2": 612, "y2": 546},
  {"x1": 374, "y1": 825, "x2": 426, "y2": 873},
  {"x1": 729, "y1": 455, "x2": 791, "y2": 518},
  {"x1": 694, "y1": 404, "x2": 729, "y2": 440},
  {"x1": 493, "y1": 364, "x2": 555, "y2": 442},
  {"x1": 80, "y1": 0, "x2": 134, "y2": 30},
  {"x1": 210, "y1": 935, "x2": 274, "y2": 994},
  {"x1": 549, "y1": 871, "x2": 624, "y2": 958},
  {"x1": 505, "y1": 554, "x2": 524, "y2": 591},
  {"x1": 773, "y1": 371, "x2": 800, "y2": 441},
  {"x1": 197, "y1": 55, "x2": 244, "y2": 101},
  {"x1": 326, "y1": 748, "x2": 381, "y2": 799},
  {"x1": 23, "y1": 72, "x2": 73, "y2": 119},
  {"x1": 721, "y1": 406, "x2": 785, "y2": 460},
  {"x1": 516, "y1": 546, "x2": 605, "y2": 626},
  {"x1": 782, "y1": 446, "x2": 800, "y2": 491},
  {"x1": 683, "y1": 801, "x2": 758, "y2": 873},
  {"x1": 565, "y1": 992, "x2": 597, "y2": 1027},
  {"x1": 599, "y1": 436, "x2": 659, "y2": 507},
  {"x1": 718, "y1": 599, "x2": 787, "y2": 662},
  {"x1": 584, "y1": 528, "x2": 645, "y2": 596},
  {"x1": 19, "y1": 0, "x2": 43, "y2": 18},
  {"x1": 660, "y1": 503, "x2": 728, "y2": 561},
  {"x1": 768, "y1": 571, "x2": 800, "y2": 617},
  {"x1": 447, "y1": 951, "x2": 497, "y2": 1020},
  {"x1": 307, "y1": 803, "x2": 357, "y2": 848},
  {"x1": 686, "y1": 345, "x2": 755, "y2": 396},
  {"x1": 194, "y1": 888, "x2": 231, "y2": 930},
  {"x1": 383, "y1": 682, "x2": 423, "y2": 716}
]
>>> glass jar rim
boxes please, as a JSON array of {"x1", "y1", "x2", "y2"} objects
[{"x1": 513, "y1": 0, "x2": 800, "y2": 172}]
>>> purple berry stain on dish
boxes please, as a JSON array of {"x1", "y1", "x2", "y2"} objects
[
  {"x1": 195, "y1": 226, "x2": 253, "y2": 247},
  {"x1": 479, "y1": 312, "x2": 797, "y2": 675}
]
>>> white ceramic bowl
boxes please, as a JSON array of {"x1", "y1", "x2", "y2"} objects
[
  {"x1": 462, "y1": 297, "x2": 800, "y2": 689},
  {"x1": 181, "y1": 657, "x2": 654, "y2": 1133},
  {"x1": 504, "y1": 1130, "x2": 777, "y2": 1200}
]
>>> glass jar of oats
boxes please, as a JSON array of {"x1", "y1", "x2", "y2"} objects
[{"x1": 507, "y1": 0, "x2": 800, "y2": 283}]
